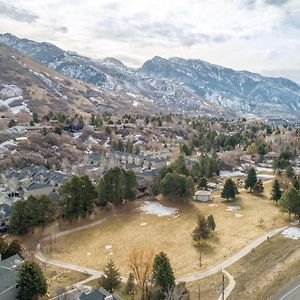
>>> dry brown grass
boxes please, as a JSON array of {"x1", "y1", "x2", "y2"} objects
[
  {"x1": 186, "y1": 272, "x2": 229, "y2": 300},
  {"x1": 42, "y1": 181, "x2": 288, "y2": 277},
  {"x1": 227, "y1": 234, "x2": 300, "y2": 300},
  {"x1": 42, "y1": 265, "x2": 89, "y2": 298}
]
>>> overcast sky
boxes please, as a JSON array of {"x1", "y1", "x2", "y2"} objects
[{"x1": 0, "y1": 0, "x2": 300, "y2": 82}]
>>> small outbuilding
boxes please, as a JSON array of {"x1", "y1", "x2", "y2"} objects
[{"x1": 194, "y1": 190, "x2": 212, "y2": 202}]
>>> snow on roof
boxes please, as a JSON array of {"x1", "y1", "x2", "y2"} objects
[{"x1": 195, "y1": 190, "x2": 212, "y2": 196}]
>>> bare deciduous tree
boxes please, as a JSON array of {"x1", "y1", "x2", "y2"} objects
[{"x1": 129, "y1": 249, "x2": 155, "y2": 300}]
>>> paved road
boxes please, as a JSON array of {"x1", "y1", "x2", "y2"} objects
[
  {"x1": 272, "y1": 276, "x2": 300, "y2": 300},
  {"x1": 34, "y1": 216, "x2": 287, "y2": 297}
]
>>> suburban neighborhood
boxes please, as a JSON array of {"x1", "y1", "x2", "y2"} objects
[{"x1": 1, "y1": 1, "x2": 300, "y2": 299}]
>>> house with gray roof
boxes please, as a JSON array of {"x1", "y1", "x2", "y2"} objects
[
  {"x1": 24, "y1": 182, "x2": 53, "y2": 199},
  {"x1": 79, "y1": 287, "x2": 123, "y2": 300},
  {"x1": 0, "y1": 254, "x2": 23, "y2": 300}
]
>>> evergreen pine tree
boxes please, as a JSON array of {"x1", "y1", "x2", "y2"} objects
[
  {"x1": 153, "y1": 252, "x2": 175, "y2": 293},
  {"x1": 99, "y1": 260, "x2": 121, "y2": 293},
  {"x1": 221, "y1": 178, "x2": 237, "y2": 201},
  {"x1": 207, "y1": 215, "x2": 216, "y2": 231},
  {"x1": 122, "y1": 170, "x2": 138, "y2": 201},
  {"x1": 286, "y1": 166, "x2": 295, "y2": 179},
  {"x1": 292, "y1": 178, "x2": 300, "y2": 190},
  {"x1": 17, "y1": 261, "x2": 47, "y2": 300},
  {"x1": 245, "y1": 168, "x2": 257, "y2": 192},
  {"x1": 271, "y1": 179, "x2": 282, "y2": 203},
  {"x1": 125, "y1": 273, "x2": 135, "y2": 299},
  {"x1": 198, "y1": 177, "x2": 208, "y2": 190},
  {"x1": 280, "y1": 187, "x2": 300, "y2": 220}
]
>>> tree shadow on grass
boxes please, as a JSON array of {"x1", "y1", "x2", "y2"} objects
[{"x1": 193, "y1": 237, "x2": 218, "y2": 256}]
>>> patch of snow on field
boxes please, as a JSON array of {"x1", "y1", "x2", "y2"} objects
[
  {"x1": 220, "y1": 170, "x2": 245, "y2": 177},
  {"x1": 257, "y1": 174, "x2": 275, "y2": 179},
  {"x1": 140, "y1": 222, "x2": 148, "y2": 226},
  {"x1": 133, "y1": 101, "x2": 139, "y2": 107},
  {"x1": 139, "y1": 201, "x2": 178, "y2": 217},
  {"x1": 105, "y1": 245, "x2": 112, "y2": 250},
  {"x1": 282, "y1": 227, "x2": 300, "y2": 240},
  {"x1": 226, "y1": 205, "x2": 240, "y2": 212},
  {"x1": 235, "y1": 213, "x2": 243, "y2": 218},
  {"x1": 256, "y1": 166, "x2": 273, "y2": 172}
]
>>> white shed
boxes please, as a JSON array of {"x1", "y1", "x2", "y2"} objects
[{"x1": 194, "y1": 190, "x2": 212, "y2": 202}]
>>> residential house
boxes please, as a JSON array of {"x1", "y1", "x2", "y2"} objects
[
  {"x1": 24, "y1": 182, "x2": 53, "y2": 199},
  {"x1": 0, "y1": 254, "x2": 23, "y2": 300},
  {"x1": 3, "y1": 165, "x2": 69, "y2": 200},
  {"x1": 144, "y1": 157, "x2": 165, "y2": 170},
  {"x1": 79, "y1": 287, "x2": 122, "y2": 300}
]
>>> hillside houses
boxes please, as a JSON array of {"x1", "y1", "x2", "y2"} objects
[{"x1": 0, "y1": 165, "x2": 69, "y2": 230}]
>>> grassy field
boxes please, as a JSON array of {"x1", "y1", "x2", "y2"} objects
[
  {"x1": 42, "y1": 181, "x2": 288, "y2": 277},
  {"x1": 41, "y1": 265, "x2": 89, "y2": 298},
  {"x1": 227, "y1": 234, "x2": 300, "y2": 300}
]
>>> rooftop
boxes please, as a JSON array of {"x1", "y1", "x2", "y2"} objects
[{"x1": 0, "y1": 254, "x2": 23, "y2": 295}]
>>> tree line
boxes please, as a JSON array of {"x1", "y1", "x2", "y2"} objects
[
  {"x1": 9, "y1": 167, "x2": 138, "y2": 234},
  {"x1": 152, "y1": 154, "x2": 220, "y2": 203}
]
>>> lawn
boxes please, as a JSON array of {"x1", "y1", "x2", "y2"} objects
[{"x1": 42, "y1": 181, "x2": 288, "y2": 278}]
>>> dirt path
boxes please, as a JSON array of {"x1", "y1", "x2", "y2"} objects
[{"x1": 35, "y1": 215, "x2": 287, "y2": 298}]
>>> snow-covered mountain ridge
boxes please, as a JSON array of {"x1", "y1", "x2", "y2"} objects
[{"x1": 1, "y1": 33, "x2": 299, "y2": 119}]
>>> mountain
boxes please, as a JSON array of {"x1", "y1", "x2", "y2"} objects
[
  {"x1": 1, "y1": 33, "x2": 300, "y2": 119},
  {"x1": 0, "y1": 42, "x2": 165, "y2": 118}
]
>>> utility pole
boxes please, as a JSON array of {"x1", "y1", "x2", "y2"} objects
[
  {"x1": 222, "y1": 274, "x2": 225, "y2": 300},
  {"x1": 199, "y1": 249, "x2": 202, "y2": 267}
]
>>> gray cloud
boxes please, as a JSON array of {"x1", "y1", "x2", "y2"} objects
[
  {"x1": 242, "y1": 0, "x2": 289, "y2": 9},
  {"x1": 97, "y1": 16, "x2": 231, "y2": 47},
  {"x1": 0, "y1": 2, "x2": 38, "y2": 23},
  {"x1": 265, "y1": 0, "x2": 289, "y2": 6},
  {"x1": 55, "y1": 26, "x2": 68, "y2": 34}
]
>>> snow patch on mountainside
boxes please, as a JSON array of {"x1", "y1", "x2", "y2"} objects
[{"x1": 0, "y1": 84, "x2": 31, "y2": 114}]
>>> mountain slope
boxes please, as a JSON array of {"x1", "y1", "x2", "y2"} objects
[
  {"x1": 1, "y1": 33, "x2": 299, "y2": 118},
  {"x1": 140, "y1": 56, "x2": 300, "y2": 118},
  {"x1": 0, "y1": 42, "x2": 164, "y2": 117}
]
